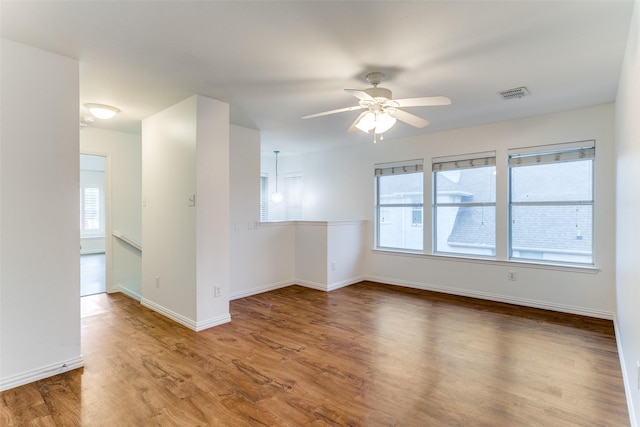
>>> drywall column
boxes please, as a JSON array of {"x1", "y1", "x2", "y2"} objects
[
  {"x1": 615, "y1": 0, "x2": 640, "y2": 422},
  {"x1": 141, "y1": 95, "x2": 230, "y2": 331},
  {"x1": 195, "y1": 96, "x2": 231, "y2": 329},
  {"x1": 0, "y1": 39, "x2": 82, "y2": 390}
]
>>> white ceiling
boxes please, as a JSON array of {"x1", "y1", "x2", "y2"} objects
[{"x1": 1, "y1": 1, "x2": 634, "y2": 156}]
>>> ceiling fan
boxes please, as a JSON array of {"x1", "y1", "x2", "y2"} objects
[{"x1": 302, "y1": 72, "x2": 451, "y2": 141}]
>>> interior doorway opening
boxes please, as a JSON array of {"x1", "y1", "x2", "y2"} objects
[{"x1": 80, "y1": 154, "x2": 107, "y2": 296}]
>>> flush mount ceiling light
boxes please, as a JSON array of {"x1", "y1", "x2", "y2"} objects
[{"x1": 85, "y1": 103, "x2": 120, "y2": 119}]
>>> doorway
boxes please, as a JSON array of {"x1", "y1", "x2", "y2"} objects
[{"x1": 80, "y1": 154, "x2": 107, "y2": 296}]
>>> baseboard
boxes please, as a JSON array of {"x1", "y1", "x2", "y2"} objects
[
  {"x1": 141, "y1": 298, "x2": 198, "y2": 331},
  {"x1": 327, "y1": 276, "x2": 365, "y2": 292},
  {"x1": 614, "y1": 317, "x2": 638, "y2": 427},
  {"x1": 113, "y1": 284, "x2": 141, "y2": 301},
  {"x1": 294, "y1": 276, "x2": 365, "y2": 292},
  {"x1": 296, "y1": 279, "x2": 327, "y2": 291},
  {"x1": 365, "y1": 275, "x2": 615, "y2": 320},
  {"x1": 230, "y1": 279, "x2": 295, "y2": 300},
  {"x1": 195, "y1": 314, "x2": 231, "y2": 332},
  {"x1": 0, "y1": 356, "x2": 84, "y2": 392},
  {"x1": 140, "y1": 298, "x2": 231, "y2": 332}
]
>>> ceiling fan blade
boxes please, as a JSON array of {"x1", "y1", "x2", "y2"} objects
[
  {"x1": 344, "y1": 89, "x2": 375, "y2": 101},
  {"x1": 347, "y1": 111, "x2": 369, "y2": 133},
  {"x1": 389, "y1": 109, "x2": 430, "y2": 128},
  {"x1": 394, "y1": 96, "x2": 451, "y2": 108},
  {"x1": 302, "y1": 105, "x2": 364, "y2": 119}
]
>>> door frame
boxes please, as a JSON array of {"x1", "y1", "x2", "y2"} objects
[{"x1": 80, "y1": 151, "x2": 113, "y2": 293}]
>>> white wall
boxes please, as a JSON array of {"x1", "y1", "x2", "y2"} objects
[
  {"x1": 142, "y1": 95, "x2": 230, "y2": 331},
  {"x1": 327, "y1": 221, "x2": 366, "y2": 289},
  {"x1": 615, "y1": 0, "x2": 640, "y2": 424},
  {"x1": 231, "y1": 128, "x2": 297, "y2": 298},
  {"x1": 80, "y1": 127, "x2": 142, "y2": 300},
  {"x1": 0, "y1": 39, "x2": 83, "y2": 390},
  {"x1": 195, "y1": 95, "x2": 231, "y2": 328},
  {"x1": 295, "y1": 222, "x2": 328, "y2": 287},
  {"x1": 283, "y1": 104, "x2": 617, "y2": 319}
]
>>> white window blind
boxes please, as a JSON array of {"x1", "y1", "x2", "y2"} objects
[
  {"x1": 260, "y1": 174, "x2": 268, "y2": 221},
  {"x1": 432, "y1": 152, "x2": 496, "y2": 171},
  {"x1": 375, "y1": 159, "x2": 423, "y2": 176},
  {"x1": 284, "y1": 172, "x2": 303, "y2": 220},
  {"x1": 509, "y1": 147, "x2": 595, "y2": 167}
]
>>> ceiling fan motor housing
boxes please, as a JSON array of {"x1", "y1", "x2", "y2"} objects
[{"x1": 365, "y1": 86, "x2": 392, "y2": 100}]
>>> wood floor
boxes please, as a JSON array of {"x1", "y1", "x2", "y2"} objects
[
  {"x1": 1, "y1": 282, "x2": 630, "y2": 426},
  {"x1": 80, "y1": 253, "x2": 106, "y2": 297}
]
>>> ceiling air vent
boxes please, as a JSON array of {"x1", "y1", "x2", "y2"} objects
[{"x1": 498, "y1": 86, "x2": 530, "y2": 100}]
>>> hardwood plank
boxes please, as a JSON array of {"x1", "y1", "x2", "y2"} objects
[{"x1": 1, "y1": 282, "x2": 630, "y2": 426}]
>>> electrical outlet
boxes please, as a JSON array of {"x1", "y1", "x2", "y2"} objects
[
  {"x1": 508, "y1": 271, "x2": 517, "y2": 281},
  {"x1": 155, "y1": 276, "x2": 160, "y2": 288},
  {"x1": 331, "y1": 261, "x2": 336, "y2": 271},
  {"x1": 214, "y1": 286, "x2": 221, "y2": 298}
]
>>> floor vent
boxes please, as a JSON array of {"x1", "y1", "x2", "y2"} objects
[{"x1": 498, "y1": 86, "x2": 530, "y2": 100}]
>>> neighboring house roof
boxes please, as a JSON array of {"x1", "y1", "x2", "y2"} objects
[{"x1": 445, "y1": 165, "x2": 592, "y2": 253}]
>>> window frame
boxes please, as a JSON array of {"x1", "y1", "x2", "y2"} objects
[
  {"x1": 375, "y1": 160, "x2": 424, "y2": 252},
  {"x1": 432, "y1": 153, "x2": 496, "y2": 258},
  {"x1": 508, "y1": 142, "x2": 595, "y2": 266}
]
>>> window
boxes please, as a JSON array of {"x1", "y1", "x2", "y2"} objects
[
  {"x1": 83, "y1": 187, "x2": 100, "y2": 230},
  {"x1": 80, "y1": 184, "x2": 104, "y2": 237},
  {"x1": 284, "y1": 172, "x2": 303, "y2": 220},
  {"x1": 433, "y1": 153, "x2": 496, "y2": 256},
  {"x1": 509, "y1": 143, "x2": 594, "y2": 264},
  {"x1": 80, "y1": 155, "x2": 105, "y2": 238},
  {"x1": 375, "y1": 160, "x2": 423, "y2": 251},
  {"x1": 260, "y1": 174, "x2": 268, "y2": 221}
]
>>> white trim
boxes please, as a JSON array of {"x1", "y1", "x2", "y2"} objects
[
  {"x1": 296, "y1": 279, "x2": 327, "y2": 291},
  {"x1": 327, "y1": 276, "x2": 366, "y2": 291},
  {"x1": 0, "y1": 356, "x2": 84, "y2": 392},
  {"x1": 258, "y1": 220, "x2": 296, "y2": 227},
  {"x1": 230, "y1": 279, "x2": 294, "y2": 300},
  {"x1": 614, "y1": 317, "x2": 638, "y2": 427},
  {"x1": 365, "y1": 275, "x2": 614, "y2": 320},
  {"x1": 113, "y1": 284, "x2": 141, "y2": 301},
  {"x1": 371, "y1": 248, "x2": 599, "y2": 274},
  {"x1": 140, "y1": 298, "x2": 230, "y2": 332},
  {"x1": 80, "y1": 150, "x2": 113, "y2": 293},
  {"x1": 141, "y1": 298, "x2": 197, "y2": 330},
  {"x1": 195, "y1": 314, "x2": 231, "y2": 332}
]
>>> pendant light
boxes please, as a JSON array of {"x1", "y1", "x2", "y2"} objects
[{"x1": 271, "y1": 150, "x2": 284, "y2": 203}]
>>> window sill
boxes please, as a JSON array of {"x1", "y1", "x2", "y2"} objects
[{"x1": 371, "y1": 248, "x2": 600, "y2": 274}]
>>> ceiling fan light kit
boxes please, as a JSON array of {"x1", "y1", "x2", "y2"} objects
[{"x1": 302, "y1": 72, "x2": 451, "y2": 142}]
